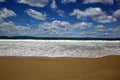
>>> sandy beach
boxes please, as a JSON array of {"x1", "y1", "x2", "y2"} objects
[{"x1": 0, "y1": 55, "x2": 120, "y2": 80}]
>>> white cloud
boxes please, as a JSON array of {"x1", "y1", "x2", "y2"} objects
[
  {"x1": 70, "y1": 8, "x2": 103, "y2": 19},
  {"x1": 57, "y1": 10, "x2": 65, "y2": 17},
  {"x1": 85, "y1": 7, "x2": 103, "y2": 17},
  {"x1": 39, "y1": 20, "x2": 70, "y2": 30},
  {"x1": 0, "y1": 8, "x2": 16, "y2": 20},
  {"x1": 85, "y1": 8, "x2": 117, "y2": 23},
  {"x1": 95, "y1": 25, "x2": 106, "y2": 32},
  {"x1": 39, "y1": 20, "x2": 93, "y2": 30},
  {"x1": 93, "y1": 25, "x2": 120, "y2": 38},
  {"x1": 83, "y1": 0, "x2": 114, "y2": 5},
  {"x1": 0, "y1": 21, "x2": 30, "y2": 31},
  {"x1": 38, "y1": 20, "x2": 71, "y2": 35},
  {"x1": 113, "y1": 9, "x2": 120, "y2": 18},
  {"x1": 94, "y1": 15, "x2": 117, "y2": 23},
  {"x1": 93, "y1": 25, "x2": 115, "y2": 37},
  {"x1": 61, "y1": 0, "x2": 76, "y2": 4},
  {"x1": 38, "y1": 20, "x2": 93, "y2": 36},
  {"x1": 70, "y1": 8, "x2": 104, "y2": 18},
  {"x1": 0, "y1": 21, "x2": 15, "y2": 31},
  {"x1": 70, "y1": 9, "x2": 87, "y2": 19},
  {"x1": 0, "y1": 20, "x2": 31, "y2": 36},
  {"x1": 0, "y1": 8, "x2": 18, "y2": 36},
  {"x1": 1, "y1": 19, "x2": 119, "y2": 37},
  {"x1": 17, "y1": 0, "x2": 48, "y2": 7},
  {"x1": 50, "y1": 0, "x2": 65, "y2": 17},
  {"x1": 70, "y1": 7, "x2": 117, "y2": 23},
  {"x1": 0, "y1": 0, "x2": 5, "y2": 3},
  {"x1": 73, "y1": 22, "x2": 93, "y2": 30},
  {"x1": 115, "y1": 26, "x2": 120, "y2": 31},
  {"x1": 95, "y1": 25, "x2": 120, "y2": 33},
  {"x1": 25, "y1": 9, "x2": 46, "y2": 20},
  {"x1": 50, "y1": 0, "x2": 57, "y2": 9}
]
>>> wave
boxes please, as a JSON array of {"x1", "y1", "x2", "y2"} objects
[{"x1": 0, "y1": 40, "x2": 120, "y2": 57}]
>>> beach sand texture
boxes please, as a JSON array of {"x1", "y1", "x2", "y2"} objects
[{"x1": 0, "y1": 56, "x2": 120, "y2": 80}]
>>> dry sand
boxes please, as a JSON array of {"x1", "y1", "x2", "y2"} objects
[{"x1": 0, "y1": 55, "x2": 120, "y2": 80}]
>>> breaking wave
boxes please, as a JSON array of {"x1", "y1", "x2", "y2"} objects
[{"x1": 0, "y1": 40, "x2": 120, "y2": 57}]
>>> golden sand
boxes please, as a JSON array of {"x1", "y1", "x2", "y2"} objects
[{"x1": 0, "y1": 55, "x2": 120, "y2": 80}]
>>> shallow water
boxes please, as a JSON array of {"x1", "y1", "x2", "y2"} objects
[{"x1": 0, "y1": 40, "x2": 120, "y2": 57}]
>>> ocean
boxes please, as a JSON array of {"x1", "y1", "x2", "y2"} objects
[{"x1": 0, "y1": 40, "x2": 120, "y2": 57}]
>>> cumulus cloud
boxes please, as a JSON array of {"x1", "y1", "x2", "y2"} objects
[
  {"x1": 85, "y1": 7, "x2": 117, "y2": 23},
  {"x1": 73, "y1": 22, "x2": 93, "y2": 30},
  {"x1": 94, "y1": 15, "x2": 117, "y2": 23},
  {"x1": 38, "y1": 20, "x2": 93, "y2": 36},
  {"x1": 70, "y1": 9, "x2": 87, "y2": 19},
  {"x1": 25, "y1": 9, "x2": 46, "y2": 20},
  {"x1": 17, "y1": 0, "x2": 48, "y2": 7},
  {"x1": 95, "y1": 25, "x2": 107, "y2": 32},
  {"x1": 70, "y1": 7, "x2": 117, "y2": 23},
  {"x1": 57, "y1": 10, "x2": 65, "y2": 17},
  {"x1": 0, "y1": 20, "x2": 31, "y2": 36},
  {"x1": 39, "y1": 20, "x2": 91, "y2": 36},
  {"x1": 39, "y1": 20, "x2": 92, "y2": 31},
  {"x1": 0, "y1": 21, "x2": 15, "y2": 32},
  {"x1": 0, "y1": 8, "x2": 47, "y2": 36},
  {"x1": 83, "y1": 0, "x2": 114, "y2": 5},
  {"x1": 85, "y1": 8, "x2": 117, "y2": 23},
  {"x1": 95, "y1": 25, "x2": 120, "y2": 33},
  {"x1": 0, "y1": 0, "x2": 5, "y2": 3},
  {"x1": 0, "y1": 19, "x2": 119, "y2": 37},
  {"x1": 39, "y1": 20, "x2": 70, "y2": 30},
  {"x1": 38, "y1": 20, "x2": 71, "y2": 35},
  {"x1": 50, "y1": 0, "x2": 65, "y2": 17},
  {"x1": 0, "y1": 21, "x2": 30, "y2": 32},
  {"x1": 0, "y1": 8, "x2": 18, "y2": 35},
  {"x1": 85, "y1": 7, "x2": 103, "y2": 16},
  {"x1": 0, "y1": 8, "x2": 16, "y2": 20},
  {"x1": 114, "y1": 26, "x2": 120, "y2": 32},
  {"x1": 70, "y1": 8, "x2": 104, "y2": 19},
  {"x1": 93, "y1": 25, "x2": 120, "y2": 37},
  {"x1": 113, "y1": 9, "x2": 120, "y2": 18},
  {"x1": 61, "y1": 0, "x2": 76, "y2": 4},
  {"x1": 50, "y1": 0, "x2": 57, "y2": 9}
]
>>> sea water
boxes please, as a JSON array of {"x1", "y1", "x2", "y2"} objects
[{"x1": 0, "y1": 40, "x2": 120, "y2": 57}]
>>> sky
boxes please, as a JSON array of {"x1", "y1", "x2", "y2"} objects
[{"x1": 0, "y1": 0, "x2": 120, "y2": 38}]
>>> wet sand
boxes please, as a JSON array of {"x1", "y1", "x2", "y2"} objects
[{"x1": 0, "y1": 55, "x2": 120, "y2": 80}]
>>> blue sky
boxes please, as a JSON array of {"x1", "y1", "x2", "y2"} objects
[{"x1": 0, "y1": 0, "x2": 120, "y2": 38}]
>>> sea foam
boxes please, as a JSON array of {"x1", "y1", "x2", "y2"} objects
[{"x1": 0, "y1": 40, "x2": 120, "y2": 57}]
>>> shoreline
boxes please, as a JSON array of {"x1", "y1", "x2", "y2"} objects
[{"x1": 0, "y1": 54, "x2": 120, "y2": 58}]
